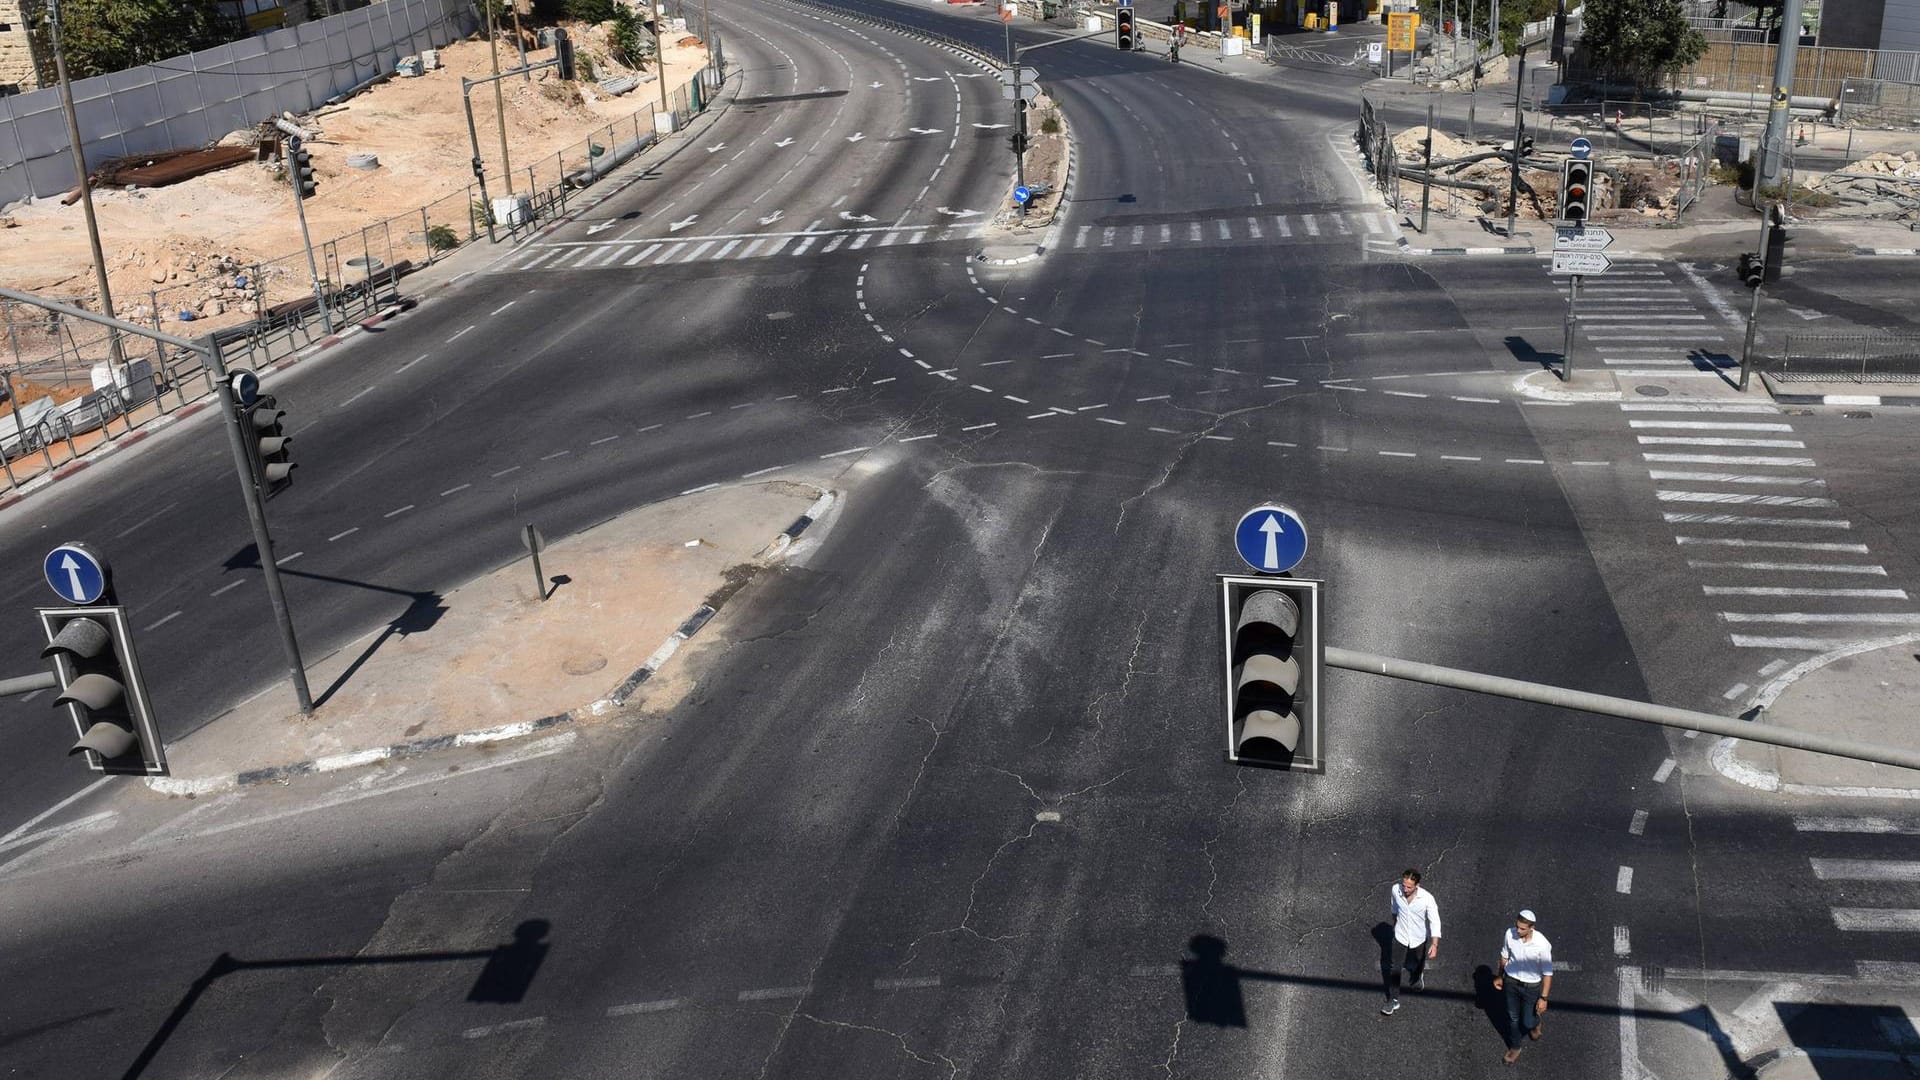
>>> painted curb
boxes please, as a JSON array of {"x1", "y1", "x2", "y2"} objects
[
  {"x1": 1851, "y1": 247, "x2": 1920, "y2": 257},
  {"x1": 1709, "y1": 631, "x2": 1920, "y2": 800},
  {"x1": 145, "y1": 490, "x2": 839, "y2": 797},
  {"x1": 1764, "y1": 390, "x2": 1920, "y2": 407},
  {"x1": 1404, "y1": 245, "x2": 1536, "y2": 256}
]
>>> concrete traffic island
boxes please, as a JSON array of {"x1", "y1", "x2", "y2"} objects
[
  {"x1": 976, "y1": 92, "x2": 1074, "y2": 266},
  {"x1": 148, "y1": 477, "x2": 839, "y2": 796}
]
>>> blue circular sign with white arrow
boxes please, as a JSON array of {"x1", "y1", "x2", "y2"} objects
[
  {"x1": 44, "y1": 542, "x2": 110, "y2": 605},
  {"x1": 1570, "y1": 137, "x2": 1593, "y2": 160},
  {"x1": 1234, "y1": 504, "x2": 1309, "y2": 575},
  {"x1": 1012, "y1": 185, "x2": 1032, "y2": 205}
]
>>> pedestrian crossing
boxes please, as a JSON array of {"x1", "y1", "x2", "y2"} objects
[
  {"x1": 1625, "y1": 397, "x2": 1919, "y2": 652},
  {"x1": 1063, "y1": 210, "x2": 1393, "y2": 252},
  {"x1": 1794, "y1": 816, "x2": 1920, "y2": 942},
  {"x1": 1555, "y1": 259, "x2": 1737, "y2": 375},
  {"x1": 490, "y1": 222, "x2": 992, "y2": 273}
]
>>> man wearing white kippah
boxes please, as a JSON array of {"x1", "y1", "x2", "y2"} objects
[{"x1": 1493, "y1": 908, "x2": 1553, "y2": 1065}]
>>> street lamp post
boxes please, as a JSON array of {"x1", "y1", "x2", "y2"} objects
[{"x1": 44, "y1": 0, "x2": 127, "y2": 373}]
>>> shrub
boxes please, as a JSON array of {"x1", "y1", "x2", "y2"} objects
[
  {"x1": 563, "y1": 0, "x2": 617, "y2": 22},
  {"x1": 1040, "y1": 111, "x2": 1061, "y2": 135},
  {"x1": 426, "y1": 224, "x2": 460, "y2": 250}
]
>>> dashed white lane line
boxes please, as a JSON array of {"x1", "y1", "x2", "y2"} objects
[
  {"x1": 340, "y1": 386, "x2": 376, "y2": 407},
  {"x1": 328, "y1": 528, "x2": 359, "y2": 543},
  {"x1": 682, "y1": 483, "x2": 720, "y2": 495},
  {"x1": 608, "y1": 999, "x2": 682, "y2": 1016},
  {"x1": 961, "y1": 422, "x2": 997, "y2": 432},
  {"x1": 1722, "y1": 682, "x2": 1751, "y2": 700},
  {"x1": 1616, "y1": 866, "x2": 1634, "y2": 894},
  {"x1": 898, "y1": 433, "x2": 939, "y2": 443},
  {"x1": 211, "y1": 579, "x2": 248, "y2": 596},
  {"x1": 143, "y1": 611, "x2": 182, "y2": 632},
  {"x1": 1628, "y1": 809, "x2": 1649, "y2": 835},
  {"x1": 874, "y1": 976, "x2": 942, "y2": 990},
  {"x1": 491, "y1": 466, "x2": 522, "y2": 477},
  {"x1": 441, "y1": 483, "x2": 470, "y2": 497},
  {"x1": 820, "y1": 446, "x2": 871, "y2": 458},
  {"x1": 738, "y1": 986, "x2": 809, "y2": 1001},
  {"x1": 540, "y1": 450, "x2": 571, "y2": 461},
  {"x1": 1004, "y1": 395, "x2": 1029, "y2": 404},
  {"x1": 490, "y1": 300, "x2": 517, "y2": 316},
  {"x1": 447, "y1": 325, "x2": 476, "y2": 343},
  {"x1": 590, "y1": 434, "x2": 621, "y2": 445},
  {"x1": 276, "y1": 551, "x2": 303, "y2": 566},
  {"x1": 383, "y1": 505, "x2": 415, "y2": 519},
  {"x1": 1652, "y1": 758, "x2": 1677, "y2": 783},
  {"x1": 397, "y1": 354, "x2": 427, "y2": 372},
  {"x1": 742, "y1": 464, "x2": 790, "y2": 478},
  {"x1": 464, "y1": 1017, "x2": 546, "y2": 1039}
]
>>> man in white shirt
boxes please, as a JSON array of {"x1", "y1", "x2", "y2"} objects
[
  {"x1": 1380, "y1": 868, "x2": 1441, "y2": 1016},
  {"x1": 1493, "y1": 908, "x2": 1554, "y2": 1064}
]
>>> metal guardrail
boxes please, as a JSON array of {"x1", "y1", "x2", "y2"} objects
[{"x1": 1775, "y1": 333, "x2": 1920, "y2": 383}]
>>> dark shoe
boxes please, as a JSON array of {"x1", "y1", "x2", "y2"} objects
[
  {"x1": 1530, "y1": 1022, "x2": 1542, "y2": 1041},
  {"x1": 1410, "y1": 975, "x2": 1426, "y2": 992},
  {"x1": 1503, "y1": 1048, "x2": 1521, "y2": 1065},
  {"x1": 1381, "y1": 999, "x2": 1400, "y2": 1015}
]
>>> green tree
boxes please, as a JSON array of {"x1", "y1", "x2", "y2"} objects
[
  {"x1": 1580, "y1": 0, "x2": 1706, "y2": 86},
  {"x1": 49, "y1": 0, "x2": 237, "y2": 78},
  {"x1": 1496, "y1": 0, "x2": 1555, "y2": 55},
  {"x1": 563, "y1": 0, "x2": 617, "y2": 23}
]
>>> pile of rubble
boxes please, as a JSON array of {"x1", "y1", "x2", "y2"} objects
[{"x1": 1812, "y1": 151, "x2": 1920, "y2": 219}]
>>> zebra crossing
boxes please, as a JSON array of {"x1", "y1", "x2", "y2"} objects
[
  {"x1": 1621, "y1": 398, "x2": 1920, "y2": 653},
  {"x1": 491, "y1": 222, "x2": 992, "y2": 273},
  {"x1": 1063, "y1": 210, "x2": 1394, "y2": 252},
  {"x1": 1557, "y1": 259, "x2": 1736, "y2": 375},
  {"x1": 1794, "y1": 814, "x2": 1920, "y2": 941}
]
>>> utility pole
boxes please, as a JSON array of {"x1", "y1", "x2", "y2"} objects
[
  {"x1": 657, "y1": 3, "x2": 672, "y2": 125},
  {"x1": 1506, "y1": 44, "x2": 1525, "y2": 238},
  {"x1": 1738, "y1": 203, "x2": 1772, "y2": 391},
  {"x1": 485, "y1": 0, "x2": 514, "y2": 195},
  {"x1": 511, "y1": 0, "x2": 530, "y2": 80},
  {"x1": 1006, "y1": 14, "x2": 1027, "y2": 221},
  {"x1": 1757, "y1": 0, "x2": 1806, "y2": 189},
  {"x1": 45, "y1": 0, "x2": 126, "y2": 372}
]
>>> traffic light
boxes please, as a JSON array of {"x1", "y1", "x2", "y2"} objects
[
  {"x1": 555, "y1": 27, "x2": 576, "y2": 80},
  {"x1": 1738, "y1": 251, "x2": 1764, "y2": 288},
  {"x1": 292, "y1": 144, "x2": 317, "y2": 198},
  {"x1": 1116, "y1": 7, "x2": 1136, "y2": 50},
  {"x1": 245, "y1": 393, "x2": 295, "y2": 497},
  {"x1": 1009, "y1": 131, "x2": 1029, "y2": 156},
  {"x1": 1764, "y1": 204, "x2": 1787, "y2": 283},
  {"x1": 39, "y1": 606, "x2": 166, "y2": 775},
  {"x1": 1220, "y1": 574, "x2": 1324, "y2": 772},
  {"x1": 1559, "y1": 158, "x2": 1593, "y2": 223}
]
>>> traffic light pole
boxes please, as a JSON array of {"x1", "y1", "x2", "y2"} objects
[
  {"x1": 0, "y1": 286, "x2": 315, "y2": 716},
  {"x1": 462, "y1": 54, "x2": 566, "y2": 244},
  {"x1": 1001, "y1": 25, "x2": 1107, "y2": 222},
  {"x1": 1326, "y1": 646, "x2": 1920, "y2": 772},
  {"x1": 1562, "y1": 272, "x2": 1579, "y2": 381},
  {"x1": 1738, "y1": 201, "x2": 1775, "y2": 391},
  {"x1": 1506, "y1": 45, "x2": 1525, "y2": 238},
  {"x1": 279, "y1": 135, "x2": 332, "y2": 335}
]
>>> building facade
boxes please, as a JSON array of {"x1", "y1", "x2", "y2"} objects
[{"x1": 0, "y1": 0, "x2": 47, "y2": 96}]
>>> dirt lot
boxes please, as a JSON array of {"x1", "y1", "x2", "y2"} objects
[{"x1": 0, "y1": 22, "x2": 710, "y2": 343}]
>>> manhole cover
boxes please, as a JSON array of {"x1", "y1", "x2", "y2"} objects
[
  {"x1": 1843, "y1": 410, "x2": 1874, "y2": 419},
  {"x1": 1634, "y1": 385, "x2": 1670, "y2": 397},
  {"x1": 563, "y1": 655, "x2": 608, "y2": 676}
]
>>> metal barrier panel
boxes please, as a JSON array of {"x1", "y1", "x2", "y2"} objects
[{"x1": 1778, "y1": 334, "x2": 1920, "y2": 383}]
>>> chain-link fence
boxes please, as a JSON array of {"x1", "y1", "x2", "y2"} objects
[
  {"x1": 1837, "y1": 77, "x2": 1920, "y2": 131},
  {"x1": 0, "y1": 45, "x2": 728, "y2": 498}
]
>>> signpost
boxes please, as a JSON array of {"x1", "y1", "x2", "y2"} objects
[
  {"x1": 1013, "y1": 185, "x2": 1032, "y2": 205},
  {"x1": 523, "y1": 523, "x2": 548, "y2": 601},
  {"x1": 44, "y1": 543, "x2": 109, "y2": 606},
  {"x1": 1233, "y1": 505, "x2": 1309, "y2": 576},
  {"x1": 1551, "y1": 220, "x2": 1615, "y2": 380}
]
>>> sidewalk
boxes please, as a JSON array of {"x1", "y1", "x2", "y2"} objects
[
  {"x1": 149, "y1": 473, "x2": 838, "y2": 796},
  {"x1": 1714, "y1": 633, "x2": 1920, "y2": 799}
]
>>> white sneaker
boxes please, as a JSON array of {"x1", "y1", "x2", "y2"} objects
[{"x1": 1381, "y1": 999, "x2": 1401, "y2": 1015}]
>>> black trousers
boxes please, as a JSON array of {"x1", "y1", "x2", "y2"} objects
[
  {"x1": 1504, "y1": 977, "x2": 1543, "y2": 1048},
  {"x1": 1383, "y1": 938, "x2": 1428, "y2": 1000}
]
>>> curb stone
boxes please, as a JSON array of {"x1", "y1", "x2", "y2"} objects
[
  {"x1": 145, "y1": 490, "x2": 839, "y2": 797},
  {"x1": 1709, "y1": 630, "x2": 1920, "y2": 800}
]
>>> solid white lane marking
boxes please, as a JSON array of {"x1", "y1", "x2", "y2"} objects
[
  {"x1": 1621, "y1": 402, "x2": 1780, "y2": 413},
  {"x1": 1618, "y1": 966, "x2": 1640, "y2": 1080},
  {"x1": 1676, "y1": 538, "x2": 1868, "y2": 553},
  {"x1": 681, "y1": 483, "x2": 719, "y2": 495},
  {"x1": 1833, "y1": 909, "x2": 1920, "y2": 931},
  {"x1": 1812, "y1": 860, "x2": 1920, "y2": 881}
]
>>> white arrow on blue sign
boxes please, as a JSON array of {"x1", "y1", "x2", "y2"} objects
[
  {"x1": 1570, "y1": 137, "x2": 1593, "y2": 160},
  {"x1": 1234, "y1": 504, "x2": 1309, "y2": 575},
  {"x1": 1013, "y1": 185, "x2": 1032, "y2": 205},
  {"x1": 44, "y1": 543, "x2": 109, "y2": 605}
]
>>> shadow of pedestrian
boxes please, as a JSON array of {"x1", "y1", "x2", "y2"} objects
[
  {"x1": 1371, "y1": 921, "x2": 1394, "y2": 987},
  {"x1": 1180, "y1": 935, "x2": 1247, "y2": 1028},
  {"x1": 1473, "y1": 964, "x2": 1509, "y2": 1043}
]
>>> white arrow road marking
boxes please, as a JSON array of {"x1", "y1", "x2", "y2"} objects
[
  {"x1": 1259, "y1": 515, "x2": 1284, "y2": 571},
  {"x1": 913, "y1": 76, "x2": 940, "y2": 82},
  {"x1": 815, "y1": 85, "x2": 829, "y2": 93},
  {"x1": 59, "y1": 553, "x2": 86, "y2": 599},
  {"x1": 847, "y1": 132, "x2": 866, "y2": 143},
  {"x1": 586, "y1": 221, "x2": 618, "y2": 234},
  {"x1": 705, "y1": 142, "x2": 726, "y2": 153},
  {"x1": 839, "y1": 211, "x2": 877, "y2": 223},
  {"x1": 955, "y1": 72, "x2": 985, "y2": 78},
  {"x1": 869, "y1": 81, "x2": 883, "y2": 88},
  {"x1": 972, "y1": 123, "x2": 1009, "y2": 130},
  {"x1": 669, "y1": 215, "x2": 698, "y2": 232},
  {"x1": 773, "y1": 137, "x2": 795, "y2": 148},
  {"x1": 936, "y1": 207, "x2": 981, "y2": 217},
  {"x1": 909, "y1": 127, "x2": 943, "y2": 135},
  {"x1": 758, "y1": 211, "x2": 784, "y2": 226}
]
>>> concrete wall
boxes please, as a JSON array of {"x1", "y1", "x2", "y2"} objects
[{"x1": 1822, "y1": 0, "x2": 1887, "y2": 49}]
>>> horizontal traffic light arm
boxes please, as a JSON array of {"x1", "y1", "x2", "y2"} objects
[
  {"x1": 1326, "y1": 646, "x2": 1920, "y2": 772},
  {"x1": 0, "y1": 671, "x2": 60, "y2": 697}
]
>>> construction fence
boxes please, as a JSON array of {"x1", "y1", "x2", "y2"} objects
[
  {"x1": 0, "y1": 44, "x2": 727, "y2": 498},
  {"x1": 1663, "y1": 42, "x2": 1920, "y2": 102},
  {"x1": 0, "y1": 0, "x2": 479, "y2": 208}
]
